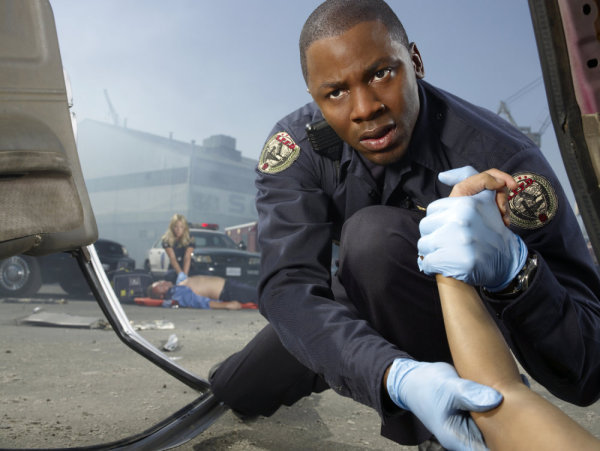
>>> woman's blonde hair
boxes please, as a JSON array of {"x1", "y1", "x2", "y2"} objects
[{"x1": 162, "y1": 213, "x2": 192, "y2": 247}]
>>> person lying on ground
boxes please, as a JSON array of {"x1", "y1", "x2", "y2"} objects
[
  {"x1": 148, "y1": 276, "x2": 257, "y2": 310},
  {"x1": 180, "y1": 275, "x2": 258, "y2": 303}
]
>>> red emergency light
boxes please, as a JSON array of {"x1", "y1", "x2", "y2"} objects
[{"x1": 190, "y1": 222, "x2": 219, "y2": 230}]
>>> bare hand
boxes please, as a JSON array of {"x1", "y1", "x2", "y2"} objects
[
  {"x1": 226, "y1": 301, "x2": 242, "y2": 310},
  {"x1": 448, "y1": 168, "x2": 517, "y2": 226}
]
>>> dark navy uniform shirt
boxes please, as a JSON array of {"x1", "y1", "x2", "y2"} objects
[
  {"x1": 162, "y1": 237, "x2": 195, "y2": 270},
  {"x1": 255, "y1": 80, "x2": 600, "y2": 429}
]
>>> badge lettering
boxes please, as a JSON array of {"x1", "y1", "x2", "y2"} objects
[
  {"x1": 508, "y1": 177, "x2": 534, "y2": 200},
  {"x1": 276, "y1": 134, "x2": 296, "y2": 150}
]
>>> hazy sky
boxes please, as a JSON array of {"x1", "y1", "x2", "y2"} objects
[{"x1": 49, "y1": 1, "x2": 571, "y2": 200}]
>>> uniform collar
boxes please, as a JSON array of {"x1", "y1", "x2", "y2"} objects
[
  {"x1": 338, "y1": 140, "x2": 379, "y2": 191},
  {"x1": 408, "y1": 81, "x2": 445, "y2": 169},
  {"x1": 381, "y1": 80, "x2": 448, "y2": 204}
]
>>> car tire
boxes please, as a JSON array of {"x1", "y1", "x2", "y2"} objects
[
  {"x1": 0, "y1": 255, "x2": 43, "y2": 297},
  {"x1": 58, "y1": 275, "x2": 91, "y2": 298}
]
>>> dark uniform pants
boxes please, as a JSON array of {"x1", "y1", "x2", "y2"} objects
[
  {"x1": 210, "y1": 206, "x2": 451, "y2": 445},
  {"x1": 219, "y1": 279, "x2": 259, "y2": 303}
]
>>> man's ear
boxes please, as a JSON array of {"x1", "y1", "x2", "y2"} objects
[{"x1": 409, "y1": 43, "x2": 425, "y2": 79}]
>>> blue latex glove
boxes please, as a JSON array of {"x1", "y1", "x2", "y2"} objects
[
  {"x1": 387, "y1": 358, "x2": 502, "y2": 451},
  {"x1": 176, "y1": 271, "x2": 187, "y2": 284},
  {"x1": 418, "y1": 166, "x2": 528, "y2": 291}
]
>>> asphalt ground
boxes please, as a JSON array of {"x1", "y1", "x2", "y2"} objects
[{"x1": 1, "y1": 284, "x2": 599, "y2": 450}]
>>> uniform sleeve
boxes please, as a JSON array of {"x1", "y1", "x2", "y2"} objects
[
  {"x1": 255, "y1": 126, "x2": 406, "y2": 416},
  {"x1": 481, "y1": 147, "x2": 600, "y2": 406},
  {"x1": 161, "y1": 239, "x2": 170, "y2": 250}
]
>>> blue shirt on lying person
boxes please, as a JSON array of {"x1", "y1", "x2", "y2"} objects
[{"x1": 163, "y1": 285, "x2": 212, "y2": 309}]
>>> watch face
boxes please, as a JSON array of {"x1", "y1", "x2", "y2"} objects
[
  {"x1": 516, "y1": 254, "x2": 538, "y2": 291},
  {"x1": 508, "y1": 173, "x2": 558, "y2": 229}
]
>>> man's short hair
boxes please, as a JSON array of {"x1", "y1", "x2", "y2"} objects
[
  {"x1": 299, "y1": 0, "x2": 410, "y2": 83},
  {"x1": 148, "y1": 280, "x2": 170, "y2": 299}
]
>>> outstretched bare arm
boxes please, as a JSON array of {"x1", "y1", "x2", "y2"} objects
[{"x1": 436, "y1": 170, "x2": 599, "y2": 450}]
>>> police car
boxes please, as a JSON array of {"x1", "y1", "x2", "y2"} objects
[{"x1": 145, "y1": 225, "x2": 261, "y2": 286}]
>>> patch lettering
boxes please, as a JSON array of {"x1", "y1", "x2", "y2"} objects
[
  {"x1": 508, "y1": 172, "x2": 558, "y2": 229},
  {"x1": 258, "y1": 132, "x2": 301, "y2": 174}
]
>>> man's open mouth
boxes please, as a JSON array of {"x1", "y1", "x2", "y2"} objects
[{"x1": 359, "y1": 124, "x2": 397, "y2": 151}]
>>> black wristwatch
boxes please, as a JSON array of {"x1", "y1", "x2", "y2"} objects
[{"x1": 484, "y1": 253, "x2": 538, "y2": 300}]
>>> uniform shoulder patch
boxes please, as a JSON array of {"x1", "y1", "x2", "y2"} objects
[
  {"x1": 508, "y1": 172, "x2": 558, "y2": 229},
  {"x1": 258, "y1": 131, "x2": 301, "y2": 174}
]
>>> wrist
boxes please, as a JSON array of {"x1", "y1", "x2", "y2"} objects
[
  {"x1": 484, "y1": 251, "x2": 538, "y2": 299},
  {"x1": 485, "y1": 235, "x2": 528, "y2": 292},
  {"x1": 386, "y1": 358, "x2": 422, "y2": 410}
]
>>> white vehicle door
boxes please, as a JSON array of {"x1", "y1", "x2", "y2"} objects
[{"x1": 148, "y1": 239, "x2": 168, "y2": 274}]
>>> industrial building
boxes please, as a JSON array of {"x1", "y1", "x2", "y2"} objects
[{"x1": 76, "y1": 120, "x2": 259, "y2": 266}]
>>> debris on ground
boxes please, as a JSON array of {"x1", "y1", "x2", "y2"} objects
[
  {"x1": 18, "y1": 313, "x2": 176, "y2": 332},
  {"x1": 162, "y1": 334, "x2": 179, "y2": 352},
  {"x1": 4, "y1": 297, "x2": 68, "y2": 305},
  {"x1": 19, "y1": 312, "x2": 103, "y2": 328},
  {"x1": 130, "y1": 320, "x2": 175, "y2": 331}
]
